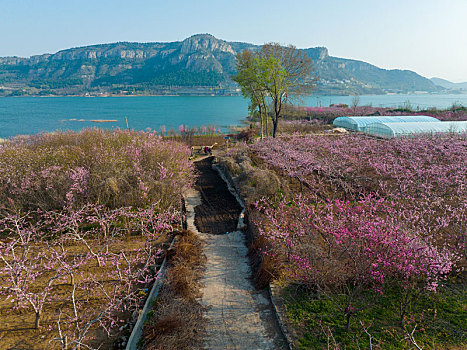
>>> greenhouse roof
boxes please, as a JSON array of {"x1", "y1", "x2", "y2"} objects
[
  {"x1": 364, "y1": 121, "x2": 467, "y2": 138},
  {"x1": 332, "y1": 115, "x2": 440, "y2": 131}
]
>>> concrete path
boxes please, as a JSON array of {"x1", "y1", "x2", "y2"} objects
[{"x1": 199, "y1": 230, "x2": 278, "y2": 349}]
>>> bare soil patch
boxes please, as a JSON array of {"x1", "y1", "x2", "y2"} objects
[
  {"x1": 194, "y1": 157, "x2": 242, "y2": 235},
  {"x1": 0, "y1": 234, "x2": 170, "y2": 349}
]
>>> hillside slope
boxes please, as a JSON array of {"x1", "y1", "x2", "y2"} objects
[{"x1": 431, "y1": 77, "x2": 467, "y2": 91}]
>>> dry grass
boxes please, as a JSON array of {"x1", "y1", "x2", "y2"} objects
[
  {"x1": 247, "y1": 222, "x2": 282, "y2": 289},
  {"x1": 143, "y1": 229, "x2": 206, "y2": 350}
]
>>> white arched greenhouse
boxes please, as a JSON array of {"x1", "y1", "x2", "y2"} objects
[
  {"x1": 364, "y1": 121, "x2": 467, "y2": 138},
  {"x1": 332, "y1": 115, "x2": 440, "y2": 131}
]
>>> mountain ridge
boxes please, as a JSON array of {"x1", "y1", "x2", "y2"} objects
[
  {"x1": 0, "y1": 34, "x2": 442, "y2": 96},
  {"x1": 431, "y1": 77, "x2": 467, "y2": 91}
]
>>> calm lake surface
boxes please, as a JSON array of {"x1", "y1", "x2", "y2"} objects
[
  {"x1": 0, "y1": 96, "x2": 249, "y2": 138},
  {"x1": 1, "y1": 94, "x2": 467, "y2": 138}
]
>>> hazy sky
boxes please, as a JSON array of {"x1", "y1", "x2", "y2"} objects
[{"x1": 1, "y1": 0, "x2": 466, "y2": 82}]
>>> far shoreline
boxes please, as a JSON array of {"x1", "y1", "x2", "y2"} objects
[
  {"x1": 2, "y1": 91, "x2": 467, "y2": 98},
  {"x1": 1, "y1": 89, "x2": 466, "y2": 99}
]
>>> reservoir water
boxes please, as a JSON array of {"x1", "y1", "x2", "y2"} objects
[
  {"x1": 0, "y1": 96, "x2": 249, "y2": 138},
  {"x1": 1, "y1": 94, "x2": 467, "y2": 138}
]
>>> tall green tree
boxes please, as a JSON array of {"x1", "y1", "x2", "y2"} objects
[
  {"x1": 232, "y1": 50, "x2": 268, "y2": 139},
  {"x1": 234, "y1": 43, "x2": 316, "y2": 138},
  {"x1": 259, "y1": 43, "x2": 316, "y2": 137}
]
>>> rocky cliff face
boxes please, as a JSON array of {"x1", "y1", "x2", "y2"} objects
[
  {"x1": 180, "y1": 34, "x2": 235, "y2": 55},
  {"x1": 26, "y1": 44, "x2": 163, "y2": 63},
  {"x1": 0, "y1": 34, "x2": 438, "y2": 95},
  {"x1": 304, "y1": 47, "x2": 329, "y2": 61}
]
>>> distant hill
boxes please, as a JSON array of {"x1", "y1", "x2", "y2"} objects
[
  {"x1": 431, "y1": 77, "x2": 467, "y2": 91},
  {"x1": 0, "y1": 33, "x2": 441, "y2": 96}
]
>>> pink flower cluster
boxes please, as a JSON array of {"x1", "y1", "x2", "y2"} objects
[
  {"x1": 251, "y1": 133, "x2": 465, "y2": 294},
  {"x1": 256, "y1": 194, "x2": 456, "y2": 294}
]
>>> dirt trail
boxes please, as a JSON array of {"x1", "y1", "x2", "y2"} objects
[{"x1": 190, "y1": 157, "x2": 287, "y2": 350}]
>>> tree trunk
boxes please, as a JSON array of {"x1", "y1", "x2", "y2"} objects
[
  {"x1": 259, "y1": 106, "x2": 264, "y2": 140},
  {"x1": 346, "y1": 313, "x2": 351, "y2": 331},
  {"x1": 272, "y1": 96, "x2": 281, "y2": 138},
  {"x1": 35, "y1": 311, "x2": 41, "y2": 329},
  {"x1": 272, "y1": 117, "x2": 278, "y2": 138}
]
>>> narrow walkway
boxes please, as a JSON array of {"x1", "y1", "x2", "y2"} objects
[{"x1": 191, "y1": 157, "x2": 287, "y2": 350}]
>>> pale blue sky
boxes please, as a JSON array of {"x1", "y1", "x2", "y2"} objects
[{"x1": 1, "y1": 0, "x2": 466, "y2": 82}]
